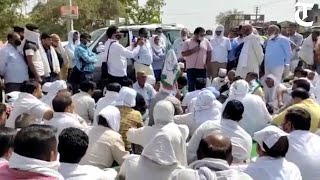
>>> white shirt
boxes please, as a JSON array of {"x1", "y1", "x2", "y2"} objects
[
  {"x1": 6, "y1": 93, "x2": 52, "y2": 128},
  {"x1": 0, "y1": 44, "x2": 28, "y2": 83},
  {"x1": 94, "y1": 91, "x2": 119, "y2": 122},
  {"x1": 72, "y1": 91, "x2": 95, "y2": 124},
  {"x1": 59, "y1": 162, "x2": 117, "y2": 180},
  {"x1": 207, "y1": 77, "x2": 227, "y2": 90},
  {"x1": 25, "y1": 48, "x2": 45, "y2": 77},
  {"x1": 210, "y1": 37, "x2": 231, "y2": 63},
  {"x1": 134, "y1": 40, "x2": 153, "y2": 65},
  {"x1": 104, "y1": 39, "x2": 140, "y2": 77},
  {"x1": 244, "y1": 156, "x2": 302, "y2": 180},
  {"x1": 187, "y1": 119, "x2": 252, "y2": 163},
  {"x1": 286, "y1": 130, "x2": 320, "y2": 180},
  {"x1": 173, "y1": 38, "x2": 187, "y2": 59},
  {"x1": 182, "y1": 90, "x2": 201, "y2": 109},
  {"x1": 133, "y1": 82, "x2": 156, "y2": 106},
  {"x1": 45, "y1": 112, "x2": 86, "y2": 136},
  {"x1": 224, "y1": 94, "x2": 272, "y2": 137}
]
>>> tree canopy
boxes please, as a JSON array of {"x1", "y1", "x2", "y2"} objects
[{"x1": 215, "y1": 9, "x2": 243, "y2": 25}]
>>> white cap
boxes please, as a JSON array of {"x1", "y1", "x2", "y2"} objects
[
  {"x1": 178, "y1": 62, "x2": 185, "y2": 69},
  {"x1": 218, "y1": 68, "x2": 227, "y2": 77},
  {"x1": 253, "y1": 125, "x2": 288, "y2": 152}
]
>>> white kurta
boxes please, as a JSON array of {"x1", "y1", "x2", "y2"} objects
[
  {"x1": 72, "y1": 91, "x2": 95, "y2": 124},
  {"x1": 286, "y1": 130, "x2": 320, "y2": 180},
  {"x1": 244, "y1": 156, "x2": 302, "y2": 180},
  {"x1": 236, "y1": 34, "x2": 264, "y2": 78},
  {"x1": 6, "y1": 93, "x2": 52, "y2": 128},
  {"x1": 187, "y1": 119, "x2": 252, "y2": 164},
  {"x1": 59, "y1": 162, "x2": 117, "y2": 180},
  {"x1": 223, "y1": 94, "x2": 272, "y2": 137},
  {"x1": 45, "y1": 112, "x2": 87, "y2": 136}
]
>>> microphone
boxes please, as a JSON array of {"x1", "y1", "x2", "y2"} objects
[{"x1": 196, "y1": 39, "x2": 201, "y2": 45}]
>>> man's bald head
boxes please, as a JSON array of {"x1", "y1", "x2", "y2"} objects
[
  {"x1": 242, "y1": 24, "x2": 253, "y2": 36},
  {"x1": 267, "y1": 25, "x2": 280, "y2": 36},
  {"x1": 50, "y1": 34, "x2": 60, "y2": 48},
  {"x1": 197, "y1": 133, "x2": 233, "y2": 165}
]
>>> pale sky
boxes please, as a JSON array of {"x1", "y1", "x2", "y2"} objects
[
  {"x1": 161, "y1": 0, "x2": 319, "y2": 31},
  {"x1": 28, "y1": 0, "x2": 319, "y2": 31}
]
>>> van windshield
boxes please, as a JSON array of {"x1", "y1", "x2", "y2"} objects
[{"x1": 90, "y1": 29, "x2": 106, "y2": 44}]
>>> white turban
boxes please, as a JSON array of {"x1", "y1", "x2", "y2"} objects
[
  {"x1": 194, "y1": 90, "x2": 216, "y2": 111},
  {"x1": 114, "y1": 87, "x2": 137, "y2": 107},
  {"x1": 42, "y1": 82, "x2": 53, "y2": 94},
  {"x1": 253, "y1": 125, "x2": 288, "y2": 152},
  {"x1": 153, "y1": 100, "x2": 175, "y2": 125},
  {"x1": 98, "y1": 106, "x2": 121, "y2": 132},
  {"x1": 229, "y1": 80, "x2": 249, "y2": 96}
]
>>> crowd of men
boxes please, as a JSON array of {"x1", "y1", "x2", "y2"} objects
[{"x1": 0, "y1": 21, "x2": 319, "y2": 179}]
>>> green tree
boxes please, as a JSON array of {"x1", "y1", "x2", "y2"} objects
[
  {"x1": 29, "y1": 0, "x2": 124, "y2": 40},
  {"x1": 0, "y1": 0, "x2": 25, "y2": 39},
  {"x1": 124, "y1": 0, "x2": 166, "y2": 24},
  {"x1": 215, "y1": 9, "x2": 243, "y2": 25}
]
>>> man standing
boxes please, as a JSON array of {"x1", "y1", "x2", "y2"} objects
[
  {"x1": 173, "y1": 28, "x2": 189, "y2": 62},
  {"x1": 70, "y1": 33, "x2": 97, "y2": 90},
  {"x1": 40, "y1": 33, "x2": 61, "y2": 83},
  {"x1": 51, "y1": 34, "x2": 69, "y2": 80},
  {"x1": 134, "y1": 28, "x2": 154, "y2": 76},
  {"x1": 264, "y1": 25, "x2": 291, "y2": 82},
  {"x1": 65, "y1": 30, "x2": 80, "y2": 75},
  {"x1": 154, "y1": 27, "x2": 166, "y2": 48},
  {"x1": 0, "y1": 32, "x2": 28, "y2": 93},
  {"x1": 210, "y1": 25, "x2": 231, "y2": 78},
  {"x1": 22, "y1": 24, "x2": 44, "y2": 83},
  {"x1": 227, "y1": 30, "x2": 240, "y2": 71},
  {"x1": 287, "y1": 23, "x2": 303, "y2": 71},
  {"x1": 236, "y1": 24, "x2": 264, "y2": 78},
  {"x1": 104, "y1": 26, "x2": 142, "y2": 86},
  {"x1": 182, "y1": 27, "x2": 212, "y2": 92}
]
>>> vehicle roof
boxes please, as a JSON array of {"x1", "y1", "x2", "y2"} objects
[{"x1": 96, "y1": 23, "x2": 184, "y2": 31}]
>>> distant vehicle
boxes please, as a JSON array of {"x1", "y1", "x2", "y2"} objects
[{"x1": 88, "y1": 23, "x2": 185, "y2": 83}]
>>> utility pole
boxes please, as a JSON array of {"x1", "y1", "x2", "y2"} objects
[
  {"x1": 295, "y1": 0, "x2": 298, "y2": 12},
  {"x1": 254, "y1": 6, "x2": 260, "y2": 23},
  {"x1": 66, "y1": 0, "x2": 74, "y2": 33}
]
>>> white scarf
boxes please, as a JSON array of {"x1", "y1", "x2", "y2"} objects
[
  {"x1": 212, "y1": 25, "x2": 225, "y2": 44},
  {"x1": 151, "y1": 35, "x2": 164, "y2": 53},
  {"x1": 114, "y1": 87, "x2": 137, "y2": 107},
  {"x1": 42, "y1": 80, "x2": 67, "y2": 107},
  {"x1": 299, "y1": 35, "x2": 315, "y2": 65},
  {"x1": 194, "y1": 90, "x2": 221, "y2": 124},
  {"x1": 238, "y1": 33, "x2": 258, "y2": 68},
  {"x1": 39, "y1": 43, "x2": 60, "y2": 77},
  {"x1": 66, "y1": 30, "x2": 80, "y2": 53},
  {"x1": 229, "y1": 80, "x2": 250, "y2": 97},
  {"x1": 9, "y1": 152, "x2": 64, "y2": 180},
  {"x1": 97, "y1": 105, "x2": 121, "y2": 132}
]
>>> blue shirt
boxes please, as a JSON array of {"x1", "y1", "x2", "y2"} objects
[
  {"x1": 228, "y1": 38, "x2": 239, "y2": 61},
  {"x1": 74, "y1": 44, "x2": 97, "y2": 72},
  {"x1": 264, "y1": 36, "x2": 292, "y2": 70},
  {"x1": 0, "y1": 44, "x2": 29, "y2": 83}
]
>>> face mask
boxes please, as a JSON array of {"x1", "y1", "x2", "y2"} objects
[
  {"x1": 269, "y1": 34, "x2": 276, "y2": 40},
  {"x1": 115, "y1": 34, "x2": 122, "y2": 40},
  {"x1": 14, "y1": 40, "x2": 21, "y2": 46}
]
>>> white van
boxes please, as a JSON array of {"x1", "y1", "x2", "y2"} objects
[{"x1": 88, "y1": 24, "x2": 185, "y2": 82}]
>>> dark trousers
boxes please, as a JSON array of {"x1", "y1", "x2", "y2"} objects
[
  {"x1": 227, "y1": 60, "x2": 237, "y2": 72},
  {"x1": 69, "y1": 67, "x2": 93, "y2": 94},
  {"x1": 154, "y1": 69, "x2": 162, "y2": 82},
  {"x1": 5, "y1": 83, "x2": 22, "y2": 94},
  {"x1": 107, "y1": 73, "x2": 127, "y2": 87},
  {"x1": 42, "y1": 73, "x2": 59, "y2": 83},
  {"x1": 187, "y1": 68, "x2": 206, "y2": 92}
]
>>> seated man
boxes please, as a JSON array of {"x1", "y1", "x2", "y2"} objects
[
  {"x1": 283, "y1": 108, "x2": 320, "y2": 180},
  {"x1": 58, "y1": 127, "x2": 117, "y2": 179},
  {"x1": 15, "y1": 113, "x2": 36, "y2": 129},
  {"x1": 72, "y1": 81, "x2": 96, "y2": 124},
  {"x1": 245, "y1": 72, "x2": 264, "y2": 101},
  {"x1": 170, "y1": 133, "x2": 252, "y2": 180},
  {"x1": 0, "y1": 127, "x2": 16, "y2": 163},
  {"x1": 132, "y1": 71, "x2": 156, "y2": 107},
  {"x1": 0, "y1": 125, "x2": 63, "y2": 179},
  {"x1": 187, "y1": 100, "x2": 252, "y2": 164},
  {"x1": 5, "y1": 80, "x2": 54, "y2": 128},
  {"x1": 207, "y1": 68, "x2": 228, "y2": 90},
  {"x1": 46, "y1": 94, "x2": 87, "y2": 136},
  {"x1": 273, "y1": 88, "x2": 320, "y2": 133},
  {"x1": 182, "y1": 78, "x2": 206, "y2": 112}
]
